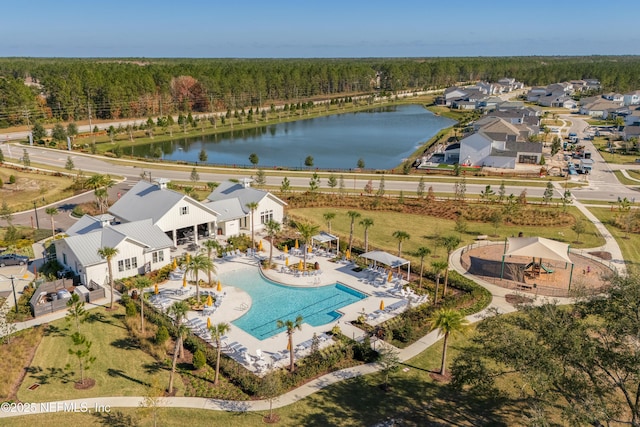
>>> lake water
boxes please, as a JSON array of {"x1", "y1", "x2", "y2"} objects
[{"x1": 132, "y1": 105, "x2": 455, "y2": 169}]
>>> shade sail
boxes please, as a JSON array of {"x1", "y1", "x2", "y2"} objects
[
  {"x1": 312, "y1": 232, "x2": 338, "y2": 244},
  {"x1": 505, "y1": 237, "x2": 572, "y2": 264},
  {"x1": 360, "y1": 250, "x2": 409, "y2": 268}
]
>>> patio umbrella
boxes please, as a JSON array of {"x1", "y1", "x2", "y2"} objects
[
  {"x1": 307, "y1": 244, "x2": 312, "y2": 253},
  {"x1": 387, "y1": 271, "x2": 393, "y2": 282},
  {"x1": 23, "y1": 273, "x2": 29, "y2": 279},
  {"x1": 346, "y1": 249, "x2": 351, "y2": 260},
  {"x1": 185, "y1": 253, "x2": 190, "y2": 263},
  {"x1": 206, "y1": 295, "x2": 213, "y2": 307},
  {"x1": 258, "y1": 240, "x2": 263, "y2": 251},
  {"x1": 295, "y1": 239, "x2": 299, "y2": 249},
  {"x1": 182, "y1": 275, "x2": 187, "y2": 287},
  {"x1": 207, "y1": 317, "x2": 211, "y2": 329},
  {"x1": 172, "y1": 259, "x2": 177, "y2": 269},
  {"x1": 217, "y1": 280, "x2": 222, "y2": 292},
  {"x1": 284, "y1": 245, "x2": 288, "y2": 254},
  {"x1": 380, "y1": 300, "x2": 385, "y2": 310},
  {"x1": 154, "y1": 283, "x2": 159, "y2": 294},
  {"x1": 298, "y1": 260, "x2": 303, "y2": 270},
  {"x1": 285, "y1": 257, "x2": 289, "y2": 266}
]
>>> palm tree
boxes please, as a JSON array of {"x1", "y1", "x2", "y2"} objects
[
  {"x1": 97, "y1": 246, "x2": 119, "y2": 310},
  {"x1": 359, "y1": 218, "x2": 374, "y2": 252},
  {"x1": 264, "y1": 219, "x2": 281, "y2": 268},
  {"x1": 200, "y1": 239, "x2": 220, "y2": 286},
  {"x1": 167, "y1": 301, "x2": 189, "y2": 394},
  {"x1": 209, "y1": 322, "x2": 230, "y2": 386},
  {"x1": 414, "y1": 246, "x2": 431, "y2": 289},
  {"x1": 392, "y1": 230, "x2": 410, "y2": 257},
  {"x1": 45, "y1": 207, "x2": 58, "y2": 238},
  {"x1": 431, "y1": 261, "x2": 448, "y2": 304},
  {"x1": 431, "y1": 308, "x2": 468, "y2": 376},
  {"x1": 296, "y1": 221, "x2": 320, "y2": 269},
  {"x1": 440, "y1": 235, "x2": 461, "y2": 296},
  {"x1": 277, "y1": 315, "x2": 303, "y2": 373},
  {"x1": 132, "y1": 276, "x2": 153, "y2": 332},
  {"x1": 246, "y1": 201, "x2": 259, "y2": 250},
  {"x1": 185, "y1": 253, "x2": 214, "y2": 302},
  {"x1": 347, "y1": 210, "x2": 361, "y2": 255},
  {"x1": 323, "y1": 212, "x2": 336, "y2": 252},
  {"x1": 85, "y1": 173, "x2": 114, "y2": 213}
]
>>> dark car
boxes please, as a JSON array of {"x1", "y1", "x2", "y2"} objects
[{"x1": 0, "y1": 253, "x2": 29, "y2": 267}]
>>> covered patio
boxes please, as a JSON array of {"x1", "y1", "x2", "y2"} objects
[
  {"x1": 360, "y1": 250, "x2": 411, "y2": 282},
  {"x1": 311, "y1": 231, "x2": 340, "y2": 255}
]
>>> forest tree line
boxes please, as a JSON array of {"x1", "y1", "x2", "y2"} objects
[{"x1": 1, "y1": 56, "x2": 640, "y2": 128}]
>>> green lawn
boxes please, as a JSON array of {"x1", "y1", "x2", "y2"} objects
[
  {"x1": 16, "y1": 306, "x2": 179, "y2": 403},
  {"x1": 290, "y1": 206, "x2": 604, "y2": 264},
  {"x1": 589, "y1": 207, "x2": 640, "y2": 269}
]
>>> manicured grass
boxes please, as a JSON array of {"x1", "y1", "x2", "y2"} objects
[
  {"x1": 614, "y1": 169, "x2": 640, "y2": 187},
  {"x1": 290, "y1": 205, "x2": 604, "y2": 262},
  {"x1": 589, "y1": 207, "x2": 640, "y2": 269},
  {"x1": 16, "y1": 306, "x2": 178, "y2": 403}
]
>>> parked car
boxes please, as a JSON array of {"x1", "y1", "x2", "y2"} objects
[{"x1": 0, "y1": 253, "x2": 30, "y2": 267}]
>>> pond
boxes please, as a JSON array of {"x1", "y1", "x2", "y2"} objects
[{"x1": 132, "y1": 104, "x2": 455, "y2": 169}]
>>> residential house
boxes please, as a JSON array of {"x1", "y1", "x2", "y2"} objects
[
  {"x1": 108, "y1": 178, "x2": 219, "y2": 247},
  {"x1": 54, "y1": 216, "x2": 173, "y2": 287},
  {"x1": 624, "y1": 91, "x2": 640, "y2": 106},
  {"x1": 622, "y1": 125, "x2": 640, "y2": 141},
  {"x1": 205, "y1": 178, "x2": 287, "y2": 238},
  {"x1": 579, "y1": 99, "x2": 624, "y2": 118},
  {"x1": 603, "y1": 93, "x2": 624, "y2": 103},
  {"x1": 625, "y1": 109, "x2": 640, "y2": 126},
  {"x1": 458, "y1": 132, "x2": 542, "y2": 169}
]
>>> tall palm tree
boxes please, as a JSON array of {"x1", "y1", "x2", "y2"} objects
[
  {"x1": 322, "y1": 212, "x2": 336, "y2": 252},
  {"x1": 264, "y1": 219, "x2": 281, "y2": 268},
  {"x1": 185, "y1": 253, "x2": 214, "y2": 302},
  {"x1": 246, "y1": 201, "x2": 259, "y2": 250},
  {"x1": 431, "y1": 308, "x2": 468, "y2": 376},
  {"x1": 296, "y1": 221, "x2": 319, "y2": 269},
  {"x1": 167, "y1": 301, "x2": 189, "y2": 394},
  {"x1": 347, "y1": 210, "x2": 361, "y2": 255},
  {"x1": 392, "y1": 230, "x2": 410, "y2": 258},
  {"x1": 277, "y1": 315, "x2": 303, "y2": 373},
  {"x1": 359, "y1": 217, "x2": 374, "y2": 253},
  {"x1": 431, "y1": 261, "x2": 448, "y2": 304},
  {"x1": 97, "y1": 246, "x2": 119, "y2": 310},
  {"x1": 200, "y1": 239, "x2": 220, "y2": 286},
  {"x1": 209, "y1": 322, "x2": 231, "y2": 386},
  {"x1": 45, "y1": 207, "x2": 58, "y2": 238},
  {"x1": 132, "y1": 276, "x2": 153, "y2": 332},
  {"x1": 85, "y1": 173, "x2": 114, "y2": 213},
  {"x1": 441, "y1": 235, "x2": 461, "y2": 296},
  {"x1": 414, "y1": 246, "x2": 431, "y2": 289}
]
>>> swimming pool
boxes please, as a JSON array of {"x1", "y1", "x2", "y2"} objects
[{"x1": 221, "y1": 268, "x2": 367, "y2": 340}]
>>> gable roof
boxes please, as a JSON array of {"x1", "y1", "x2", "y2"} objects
[
  {"x1": 109, "y1": 180, "x2": 217, "y2": 223},
  {"x1": 204, "y1": 198, "x2": 246, "y2": 222},
  {"x1": 207, "y1": 181, "x2": 286, "y2": 213}
]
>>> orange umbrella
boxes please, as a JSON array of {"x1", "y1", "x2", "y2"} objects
[
  {"x1": 380, "y1": 300, "x2": 385, "y2": 310},
  {"x1": 182, "y1": 275, "x2": 187, "y2": 287},
  {"x1": 285, "y1": 257, "x2": 289, "y2": 266},
  {"x1": 154, "y1": 283, "x2": 159, "y2": 294},
  {"x1": 346, "y1": 249, "x2": 351, "y2": 260},
  {"x1": 185, "y1": 253, "x2": 190, "y2": 263},
  {"x1": 307, "y1": 245, "x2": 312, "y2": 253},
  {"x1": 284, "y1": 245, "x2": 288, "y2": 254},
  {"x1": 387, "y1": 271, "x2": 393, "y2": 282},
  {"x1": 23, "y1": 273, "x2": 29, "y2": 279},
  {"x1": 217, "y1": 280, "x2": 222, "y2": 292},
  {"x1": 207, "y1": 317, "x2": 211, "y2": 328},
  {"x1": 172, "y1": 259, "x2": 177, "y2": 269},
  {"x1": 298, "y1": 260, "x2": 303, "y2": 270},
  {"x1": 207, "y1": 295, "x2": 213, "y2": 307},
  {"x1": 294, "y1": 239, "x2": 299, "y2": 249}
]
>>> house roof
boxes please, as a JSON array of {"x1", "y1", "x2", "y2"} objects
[
  {"x1": 108, "y1": 180, "x2": 218, "y2": 223},
  {"x1": 204, "y1": 198, "x2": 246, "y2": 222},
  {"x1": 623, "y1": 125, "x2": 640, "y2": 136},
  {"x1": 505, "y1": 237, "x2": 572, "y2": 264},
  {"x1": 207, "y1": 181, "x2": 287, "y2": 212},
  {"x1": 66, "y1": 215, "x2": 109, "y2": 236}
]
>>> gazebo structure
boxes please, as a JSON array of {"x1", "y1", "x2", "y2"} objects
[
  {"x1": 500, "y1": 237, "x2": 575, "y2": 288},
  {"x1": 360, "y1": 250, "x2": 411, "y2": 281},
  {"x1": 312, "y1": 231, "x2": 339, "y2": 254}
]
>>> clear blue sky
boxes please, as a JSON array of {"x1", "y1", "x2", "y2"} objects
[{"x1": 2, "y1": 0, "x2": 639, "y2": 58}]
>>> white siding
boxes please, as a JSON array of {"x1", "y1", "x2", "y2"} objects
[{"x1": 155, "y1": 198, "x2": 217, "y2": 232}]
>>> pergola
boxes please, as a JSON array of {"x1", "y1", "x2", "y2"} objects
[
  {"x1": 500, "y1": 237, "x2": 575, "y2": 288},
  {"x1": 312, "y1": 231, "x2": 339, "y2": 254},
  {"x1": 360, "y1": 250, "x2": 411, "y2": 281}
]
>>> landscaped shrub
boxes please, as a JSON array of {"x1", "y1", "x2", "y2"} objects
[
  {"x1": 155, "y1": 326, "x2": 169, "y2": 345},
  {"x1": 71, "y1": 205, "x2": 85, "y2": 218},
  {"x1": 8, "y1": 175, "x2": 15, "y2": 184},
  {"x1": 192, "y1": 349, "x2": 206, "y2": 369},
  {"x1": 125, "y1": 300, "x2": 138, "y2": 317}
]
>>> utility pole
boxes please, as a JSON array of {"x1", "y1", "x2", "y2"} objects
[
  {"x1": 10, "y1": 275, "x2": 18, "y2": 313},
  {"x1": 33, "y1": 201, "x2": 40, "y2": 229}
]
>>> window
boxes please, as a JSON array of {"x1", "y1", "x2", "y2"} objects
[
  {"x1": 125, "y1": 259, "x2": 131, "y2": 270},
  {"x1": 118, "y1": 260, "x2": 124, "y2": 272},
  {"x1": 131, "y1": 257, "x2": 137, "y2": 269},
  {"x1": 151, "y1": 251, "x2": 164, "y2": 263},
  {"x1": 63, "y1": 253, "x2": 67, "y2": 265},
  {"x1": 260, "y1": 209, "x2": 274, "y2": 224},
  {"x1": 180, "y1": 206, "x2": 189, "y2": 215}
]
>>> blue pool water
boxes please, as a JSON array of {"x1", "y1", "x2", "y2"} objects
[{"x1": 221, "y1": 268, "x2": 367, "y2": 340}]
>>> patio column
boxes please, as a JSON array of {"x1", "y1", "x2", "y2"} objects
[
  {"x1": 193, "y1": 225, "x2": 198, "y2": 244},
  {"x1": 172, "y1": 229, "x2": 177, "y2": 247}
]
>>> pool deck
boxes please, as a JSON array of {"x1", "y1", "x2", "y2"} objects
[{"x1": 150, "y1": 239, "x2": 421, "y2": 375}]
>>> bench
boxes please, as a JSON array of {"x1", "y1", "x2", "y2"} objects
[
  {"x1": 517, "y1": 283, "x2": 533, "y2": 291},
  {"x1": 475, "y1": 235, "x2": 488, "y2": 240}
]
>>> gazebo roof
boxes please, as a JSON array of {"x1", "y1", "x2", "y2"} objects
[
  {"x1": 312, "y1": 232, "x2": 338, "y2": 244},
  {"x1": 360, "y1": 250, "x2": 409, "y2": 268},
  {"x1": 505, "y1": 237, "x2": 572, "y2": 264}
]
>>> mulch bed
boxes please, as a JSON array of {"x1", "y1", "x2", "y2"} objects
[
  {"x1": 505, "y1": 294, "x2": 534, "y2": 305},
  {"x1": 429, "y1": 371, "x2": 451, "y2": 383},
  {"x1": 74, "y1": 378, "x2": 96, "y2": 390}
]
